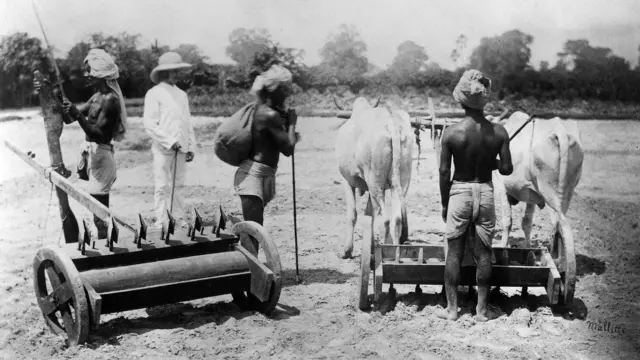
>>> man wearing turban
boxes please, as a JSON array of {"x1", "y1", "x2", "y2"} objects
[
  {"x1": 35, "y1": 48, "x2": 126, "y2": 239},
  {"x1": 437, "y1": 69, "x2": 513, "y2": 322},
  {"x1": 234, "y1": 64, "x2": 300, "y2": 232}
]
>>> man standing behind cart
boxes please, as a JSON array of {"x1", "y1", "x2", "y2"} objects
[
  {"x1": 142, "y1": 52, "x2": 196, "y2": 229},
  {"x1": 437, "y1": 69, "x2": 513, "y2": 322}
]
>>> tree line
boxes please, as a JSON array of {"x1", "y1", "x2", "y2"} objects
[{"x1": 1, "y1": 24, "x2": 640, "y2": 109}]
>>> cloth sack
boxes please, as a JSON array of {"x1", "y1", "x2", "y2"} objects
[{"x1": 213, "y1": 102, "x2": 258, "y2": 166}]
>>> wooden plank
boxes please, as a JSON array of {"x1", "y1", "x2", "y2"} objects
[
  {"x1": 542, "y1": 251, "x2": 561, "y2": 304},
  {"x1": 235, "y1": 244, "x2": 274, "y2": 302},
  {"x1": 380, "y1": 245, "x2": 543, "y2": 265},
  {"x1": 4, "y1": 140, "x2": 138, "y2": 238},
  {"x1": 99, "y1": 272, "x2": 251, "y2": 314},
  {"x1": 83, "y1": 281, "x2": 102, "y2": 330},
  {"x1": 382, "y1": 264, "x2": 552, "y2": 287},
  {"x1": 373, "y1": 245, "x2": 383, "y2": 302},
  {"x1": 68, "y1": 235, "x2": 238, "y2": 272},
  {"x1": 381, "y1": 245, "x2": 445, "y2": 262}
]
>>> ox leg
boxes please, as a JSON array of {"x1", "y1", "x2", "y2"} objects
[
  {"x1": 495, "y1": 179, "x2": 512, "y2": 248},
  {"x1": 341, "y1": 182, "x2": 357, "y2": 259},
  {"x1": 522, "y1": 203, "x2": 536, "y2": 248}
]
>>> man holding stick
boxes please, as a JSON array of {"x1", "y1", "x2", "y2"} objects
[
  {"x1": 143, "y1": 52, "x2": 195, "y2": 229},
  {"x1": 233, "y1": 64, "x2": 300, "y2": 240},
  {"x1": 34, "y1": 48, "x2": 127, "y2": 239},
  {"x1": 437, "y1": 69, "x2": 513, "y2": 322}
]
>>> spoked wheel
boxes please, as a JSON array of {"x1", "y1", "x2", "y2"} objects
[
  {"x1": 230, "y1": 221, "x2": 282, "y2": 315},
  {"x1": 551, "y1": 220, "x2": 577, "y2": 305},
  {"x1": 33, "y1": 245, "x2": 90, "y2": 346},
  {"x1": 358, "y1": 216, "x2": 374, "y2": 311}
]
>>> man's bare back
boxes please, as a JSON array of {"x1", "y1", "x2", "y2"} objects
[
  {"x1": 440, "y1": 115, "x2": 512, "y2": 183},
  {"x1": 250, "y1": 104, "x2": 295, "y2": 168}
]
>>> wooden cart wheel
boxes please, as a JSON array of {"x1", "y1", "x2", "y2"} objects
[
  {"x1": 230, "y1": 221, "x2": 282, "y2": 315},
  {"x1": 358, "y1": 216, "x2": 374, "y2": 311},
  {"x1": 551, "y1": 220, "x2": 577, "y2": 305},
  {"x1": 32, "y1": 245, "x2": 90, "y2": 346}
]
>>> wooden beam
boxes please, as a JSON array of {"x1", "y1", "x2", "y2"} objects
[
  {"x1": 4, "y1": 140, "x2": 138, "y2": 239},
  {"x1": 235, "y1": 243, "x2": 274, "y2": 302},
  {"x1": 33, "y1": 70, "x2": 78, "y2": 243},
  {"x1": 382, "y1": 264, "x2": 552, "y2": 287}
]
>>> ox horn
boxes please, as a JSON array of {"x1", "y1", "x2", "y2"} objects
[
  {"x1": 372, "y1": 96, "x2": 381, "y2": 108},
  {"x1": 333, "y1": 96, "x2": 344, "y2": 111},
  {"x1": 498, "y1": 108, "x2": 510, "y2": 121}
]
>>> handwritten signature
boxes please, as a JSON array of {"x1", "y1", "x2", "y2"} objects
[{"x1": 587, "y1": 320, "x2": 625, "y2": 334}]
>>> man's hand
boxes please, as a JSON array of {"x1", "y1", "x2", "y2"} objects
[
  {"x1": 33, "y1": 78, "x2": 41, "y2": 93},
  {"x1": 441, "y1": 206, "x2": 448, "y2": 223},
  {"x1": 286, "y1": 108, "x2": 297, "y2": 127},
  {"x1": 186, "y1": 151, "x2": 194, "y2": 162},
  {"x1": 171, "y1": 142, "x2": 182, "y2": 151},
  {"x1": 62, "y1": 100, "x2": 80, "y2": 119}
]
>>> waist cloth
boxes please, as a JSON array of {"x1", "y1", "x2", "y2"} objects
[
  {"x1": 445, "y1": 180, "x2": 495, "y2": 248},
  {"x1": 86, "y1": 142, "x2": 117, "y2": 195},
  {"x1": 234, "y1": 159, "x2": 277, "y2": 205}
]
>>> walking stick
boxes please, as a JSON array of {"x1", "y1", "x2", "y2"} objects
[
  {"x1": 169, "y1": 148, "x2": 178, "y2": 214},
  {"x1": 292, "y1": 151, "x2": 300, "y2": 283}
]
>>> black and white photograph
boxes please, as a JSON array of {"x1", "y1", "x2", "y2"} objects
[{"x1": 0, "y1": 0, "x2": 638, "y2": 358}]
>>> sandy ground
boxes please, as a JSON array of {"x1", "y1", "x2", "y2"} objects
[{"x1": 0, "y1": 110, "x2": 639, "y2": 360}]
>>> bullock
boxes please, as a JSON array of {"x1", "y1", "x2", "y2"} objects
[
  {"x1": 334, "y1": 96, "x2": 414, "y2": 259},
  {"x1": 492, "y1": 111, "x2": 584, "y2": 249}
]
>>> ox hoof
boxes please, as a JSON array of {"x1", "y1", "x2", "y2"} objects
[{"x1": 340, "y1": 249, "x2": 354, "y2": 259}]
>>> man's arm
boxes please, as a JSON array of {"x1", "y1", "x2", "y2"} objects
[
  {"x1": 496, "y1": 126, "x2": 513, "y2": 175},
  {"x1": 67, "y1": 94, "x2": 119, "y2": 139},
  {"x1": 439, "y1": 130, "x2": 453, "y2": 209},
  {"x1": 142, "y1": 91, "x2": 176, "y2": 150},
  {"x1": 262, "y1": 110, "x2": 297, "y2": 157},
  {"x1": 184, "y1": 93, "x2": 196, "y2": 154}
]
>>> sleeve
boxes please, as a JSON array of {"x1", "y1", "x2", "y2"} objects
[
  {"x1": 184, "y1": 92, "x2": 196, "y2": 154},
  {"x1": 142, "y1": 90, "x2": 175, "y2": 150}
]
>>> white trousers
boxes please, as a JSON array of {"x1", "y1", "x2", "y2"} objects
[{"x1": 152, "y1": 142, "x2": 187, "y2": 226}]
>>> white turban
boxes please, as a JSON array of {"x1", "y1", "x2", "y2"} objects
[
  {"x1": 83, "y1": 48, "x2": 127, "y2": 141},
  {"x1": 251, "y1": 64, "x2": 293, "y2": 94},
  {"x1": 452, "y1": 69, "x2": 492, "y2": 110}
]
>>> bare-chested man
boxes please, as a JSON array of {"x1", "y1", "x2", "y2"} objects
[
  {"x1": 436, "y1": 69, "x2": 513, "y2": 322},
  {"x1": 34, "y1": 48, "x2": 127, "y2": 239},
  {"x1": 234, "y1": 64, "x2": 299, "y2": 230}
]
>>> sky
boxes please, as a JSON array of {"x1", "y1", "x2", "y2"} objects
[{"x1": 1, "y1": 0, "x2": 639, "y2": 70}]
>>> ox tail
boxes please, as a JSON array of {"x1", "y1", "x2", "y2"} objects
[{"x1": 388, "y1": 109, "x2": 407, "y2": 244}]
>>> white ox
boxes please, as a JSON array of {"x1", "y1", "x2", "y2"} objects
[
  {"x1": 335, "y1": 97, "x2": 414, "y2": 259},
  {"x1": 492, "y1": 111, "x2": 584, "y2": 249}
]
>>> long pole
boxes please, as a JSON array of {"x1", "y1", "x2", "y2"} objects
[
  {"x1": 292, "y1": 152, "x2": 300, "y2": 283},
  {"x1": 169, "y1": 149, "x2": 178, "y2": 214},
  {"x1": 31, "y1": 0, "x2": 67, "y2": 100}
]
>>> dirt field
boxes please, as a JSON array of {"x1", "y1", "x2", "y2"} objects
[{"x1": 0, "y1": 110, "x2": 639, "y2": 360}]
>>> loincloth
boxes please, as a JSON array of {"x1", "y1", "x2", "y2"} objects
[
  {"x1": 445, "y1": 180, "x2": 495, "y2": 248},
  {"x1": 234, "y1": 159, "x2": 277, "y2": 205},
  {"x1": 86, "y1": 142, "x2": 117, "y2": 195}
]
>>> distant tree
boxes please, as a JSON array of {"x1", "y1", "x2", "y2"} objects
[
  {"x1": 0, "y1": 32, "x2": 51, "y2": 108},
  {"x1": 316, "y1": 24, "x2": 369, "y2": 91},
  {"x1": 388, "y1": 40, "x2": 429, "y2": 87},
  {"x1": 450, "y1": 34, "x2": 468, "y2": 69},
  {"x1": 469, "y1": 29, "x2": 534, "y2": 97}
]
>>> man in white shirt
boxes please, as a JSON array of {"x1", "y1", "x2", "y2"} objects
[{"x1": 143, "y1": 52, "x2": 196, "y2": 228}]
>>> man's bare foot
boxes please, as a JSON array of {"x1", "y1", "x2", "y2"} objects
[
  {"x1": 474, "y1": 305, "x2": 500, "y2": 322},
  {"x1": 473, "y1": 314, "x2": 489, "y2": 322},
  {"x1": 435, "y1": 307, "x2": 459, "y2": 321}
]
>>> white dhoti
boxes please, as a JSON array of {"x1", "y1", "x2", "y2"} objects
[
  {"x1": 86, "y1": 142, "x2": 117, "y2": 195},
  {"x1": 151, "y1": 142, "x2": 187, "y2": 226}
]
